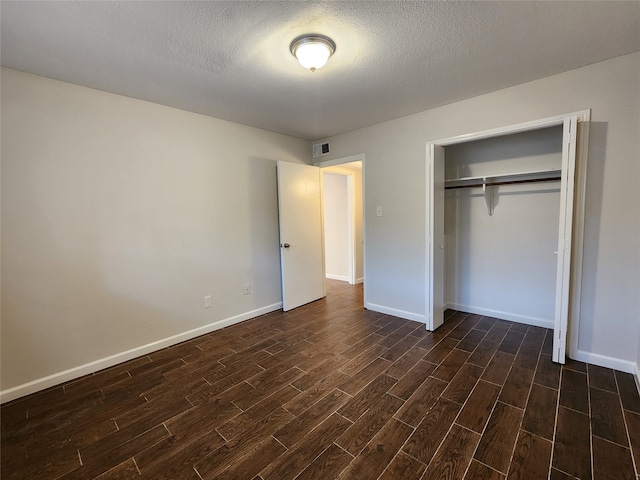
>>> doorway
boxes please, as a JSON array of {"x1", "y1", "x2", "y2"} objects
[
  {"x1": 317, "y1": 155, "x2": 365, "y2": 303},
  {"x1": 276, "y1": 155, "x2": 365, "y2": 311},
  {"x1": 323, "y1": 172, "x2": 353, "y2": 283}
]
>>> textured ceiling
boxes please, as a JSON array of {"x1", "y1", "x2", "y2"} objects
[{"x1": 2, "y1": 1, "x2": 639, "y2": 140}]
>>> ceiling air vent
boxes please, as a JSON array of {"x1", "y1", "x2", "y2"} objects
[{"x1": 312, "y1": 141, "x2": 330, "y2": 158}]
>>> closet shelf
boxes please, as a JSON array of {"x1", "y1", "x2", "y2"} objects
[
  {"x1": 444, "y1": 168, "x2": 562, "y2": 216},
  {"x1": 444, "y1": 168, "x2": 561, "y2": 190}
]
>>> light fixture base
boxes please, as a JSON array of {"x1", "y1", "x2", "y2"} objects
[{"x1": 290, "y1": 34, "x2": 336, "y2": 72}]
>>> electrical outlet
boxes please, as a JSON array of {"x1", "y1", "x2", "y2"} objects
[
  {"x1": 243, "y1": 284, "x2": 251, "y2": 295},
  {"x1": 204, "y1": 295, "x2": 212, "y2": 308}
]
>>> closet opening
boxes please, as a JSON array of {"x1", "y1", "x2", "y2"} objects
[
  {"x1": 426, "y1": 111, "x2": 590, "y2": 364},
  {"x1": 444, "y1": 126, "x2": 563, "y2": 328}
]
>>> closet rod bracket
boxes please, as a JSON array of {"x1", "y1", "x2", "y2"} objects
[{"x1": 483, "y1": 180, "x2": 496, "y2": 216}]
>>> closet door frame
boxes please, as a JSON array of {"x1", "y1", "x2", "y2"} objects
[{"x1": 425, "y1": 110, "x2": 591, "y2": 363}]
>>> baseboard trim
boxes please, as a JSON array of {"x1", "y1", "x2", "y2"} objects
[
  {"x1": 365, "y1": 303, "x2": 426, "y2": 323},
  {"x1": 326, "y1": 273, "x2": 350, "y2": 282},
  {"x1": 447, "y1": 303, "x2": 554, "y2": 329},
  {"x1": 571, "y1": 349, "x2": 637, "y2": 376},
  {"x1": 0, "y1": 302, "x2": 282, "y2": 404},
  {"x1": 355, "y1": 277, "x2": 364, "y2": 285}
]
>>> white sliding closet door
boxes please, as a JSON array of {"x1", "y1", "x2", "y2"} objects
[
  {"x1": 553, "y1": 116, "x2": 578, "y2": 363},
  {"x1": 427, "y1": 144, "x2": 446, "y2": 330}
]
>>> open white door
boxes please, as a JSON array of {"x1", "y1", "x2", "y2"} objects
[
  {"x1": 277, "y1": 161, "x2": 325, "y2": 311},
  {"x1": 427, "y1": 144, "x2": 446, "y2": 330},
  {"x1": 553, "y1": 116, "x2": 578, "y2": 363}
]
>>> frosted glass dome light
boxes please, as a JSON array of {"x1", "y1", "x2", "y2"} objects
[{"x1": 290, "y1": 34, "x2": 336, "y2": 72}]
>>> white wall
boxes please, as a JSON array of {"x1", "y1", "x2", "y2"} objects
[
  {"x1": 444, "y1": 127, "x2": 563, "y2": 327},
  {"x1": 321, "y1": 53, "x2": 640, "y2": 370},
  {"x1": 323, "y1": 173, "x2": 350, "y2": 281},
  {"x1": 1, "y1": 68, "x2": 310, "y2": 398}
]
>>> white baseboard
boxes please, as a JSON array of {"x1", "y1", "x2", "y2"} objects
[
  {"x1": 447, "y1": 303, "x2": 554, "y2": 329},
  {"x1": 0, "y1": 302, "x2": 282, "y2": 404},
  {"x1": 447, "y1": 304, "x2": 640, "y2": 393},
  {"x1": 449, "y1": 305, "x2": 640, "y2": 394},
  {"x1": 365, "y1": 303, "x2": 426, "y2": 323},
  {"x1": 326, "y1": 273, "x2": 350, "y2": 282},
  {"x1": 355, "y1": 277, "x2": 364, "y2": 285},
  {"x1": 571, "y1": 349, "x2": 637, "y2": 375},
  {"x1": 572, "y1": 350, "x2": 640, "y2": 394}
]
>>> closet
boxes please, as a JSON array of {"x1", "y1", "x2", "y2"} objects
[
  {"x1": 426, "y1": 111, "x2": 590, "y2": 364},
  {"x1": 445, "y1": 125, "x2": 563, "y2": 328}
]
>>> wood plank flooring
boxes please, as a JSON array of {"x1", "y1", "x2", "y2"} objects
[{"x1": 2, "y1": 280, "x2": 639, "y2": 479}]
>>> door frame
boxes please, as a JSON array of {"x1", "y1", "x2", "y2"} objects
[
  {"x1": 315, "y1": 154, "x2": 366, "y2": 302},
  {"x1": 425, "y1": 110, "x2": 590, "y2": 361}
]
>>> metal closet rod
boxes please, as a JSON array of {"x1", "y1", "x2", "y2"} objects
[{"x1": 444, "y1": 175, "x2": 561, "y2": 190}]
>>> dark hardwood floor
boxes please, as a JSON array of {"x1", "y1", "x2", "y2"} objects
[{"x1": 2, "y1": 280, "x2": 640, "y2": 479}]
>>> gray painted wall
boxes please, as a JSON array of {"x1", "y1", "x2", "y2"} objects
[
  {"x1": 1, "y1": 68, "x2": 309, "y2": 395},
  {"x1": 321, "y1": 53, "x2": 640, "y2": 369}
]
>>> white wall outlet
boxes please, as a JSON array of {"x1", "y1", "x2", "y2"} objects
[
  {"x1": 376, "y1": 206, "x2": 383, "y2": 217},
  {"x1": 204, "y1": 295, "x2": 212, "y2": 308},
  {"x1": 243, "y1": 284, "x2": 251, "y2": 295}
]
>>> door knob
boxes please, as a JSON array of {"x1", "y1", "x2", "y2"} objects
[{"x1": 281, "y1": 243, "x2": 290, "y2": 249}]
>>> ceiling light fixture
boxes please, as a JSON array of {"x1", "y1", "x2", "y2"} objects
[{"x1": 290, "y1": 34, "x2": 336, "y2": 72}]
